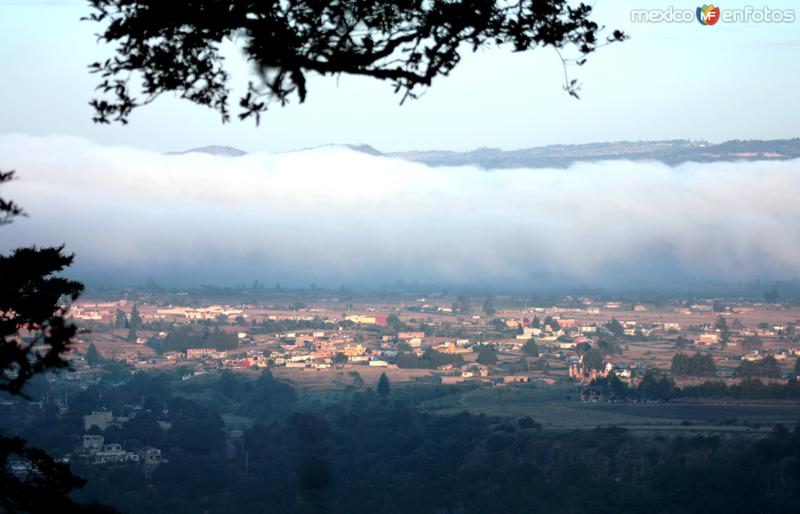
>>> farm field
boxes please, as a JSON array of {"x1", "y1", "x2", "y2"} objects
[{"x1": 424, "y1": 384, "x2": 800, "y2": 430}]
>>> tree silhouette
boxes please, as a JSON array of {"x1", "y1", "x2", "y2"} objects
[
  {"x1": 582, "y1": 348, "x2": 604, "y2": 371},
  {"x1": 86, "y1": 342, "x2": 103, "y2": 367},
  {"x1": 0, "y1": 174, "x2": 116, "y2": 513},
  {"x1": 715, "y1": 315, "x2": 730, "y2": 351},
  {"x1": 523, "y1": 338, "x2": 539, "y2": 357},
  {"x1": 85, "y1": 0, "x2": 625, "y2": 124},
  {"x1": 376, "y1": 372, "x2": 391, "y2": 398},
  {"x1": 0, "y1": 179, "x2": 83, "y2": 397},
  {"x1": 482, "y1": 296, "x2": 497, "y2": 316},
  {"x1": 477, "y1": 345, "x2": 498, "y2": 366}
]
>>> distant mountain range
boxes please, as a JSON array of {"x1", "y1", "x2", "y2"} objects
[
  {"x1": 169, "y1": 138, "x2": 800, "y2": 168},
  {"x1": 165, "y1": 145, "x2": 247, "y2": 157}
]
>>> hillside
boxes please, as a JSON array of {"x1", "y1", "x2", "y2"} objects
[{"x1": 167, "y1": 138, "x2": 800, "y2": 168}]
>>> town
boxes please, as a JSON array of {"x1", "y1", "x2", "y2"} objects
[{"x1": 59, "y1": 287, "x2": 800, "y2": 403}]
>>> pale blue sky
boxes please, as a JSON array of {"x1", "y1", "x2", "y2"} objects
[{"x1": 1, "y1": 0, "x2": 798, "y2": 153}]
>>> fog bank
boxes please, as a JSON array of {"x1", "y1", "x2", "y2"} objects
[{"x1": 1, "y1": 135, "x2": 799, "y2": 289}]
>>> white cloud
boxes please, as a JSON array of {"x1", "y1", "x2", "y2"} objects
[{"x1": 1, "y1": 135, "x2": 799, "y2": 288}]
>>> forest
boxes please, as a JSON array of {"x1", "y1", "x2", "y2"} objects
[{"x1": 4, "y1": 371, "x2": 800, "y2": 514}]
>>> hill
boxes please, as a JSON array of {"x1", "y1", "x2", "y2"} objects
[{"x1": 166, "y1": 138, "x2": 800, "y2": 168}]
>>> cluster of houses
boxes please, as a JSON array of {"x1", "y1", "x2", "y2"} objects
[{"x1": 75, "y1": 411, "x2": 163, "y2": 475}]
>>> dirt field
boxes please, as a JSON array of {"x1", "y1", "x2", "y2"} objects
[{"x1": 271, "y1": 365, "x2": 436, "y2": 391}]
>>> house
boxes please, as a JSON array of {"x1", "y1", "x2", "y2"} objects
[
  {"x1": 698, "y1": 334, "x2": 719, "y2": 345},
  {"x1": 93, "y1": 444, "x2": 140, "y2": 464},
  {"x1": 186, "y1": 348, "x2": 226, "y2": 360},
  {"x1": 84, "y1": 411, "x2": 129, "y2": 431},
  {"x1": 516, "y1": 327, "x2": 542, "y2": 340},
  {"x1": 343, "y1": 344, "x2": 366, "y2": 356},
  {"x1": 82, "y1": 435, "x2": 104, "y2": 452},
  {"x1": 407, "y1": 337, "x2": 423, "y2": 348},
  {"x1": 345, "y1": 315, "x2": 388, "y2": 325},
  {"x1": 397, "y1": 331, "x2": 425, "y2": 340}
]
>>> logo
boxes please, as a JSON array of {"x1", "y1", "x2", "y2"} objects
[{"x1": 697, "y1": 4, "x2": 721, "y2": 25}]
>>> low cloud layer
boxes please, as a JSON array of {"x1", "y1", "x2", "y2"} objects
[{"x1": 1, "y1": 135, "x2": 799, "y2": 289}]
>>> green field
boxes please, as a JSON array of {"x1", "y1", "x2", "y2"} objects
[{"x1": 422, "y1": 384, "x2": 800, "y2": 430}]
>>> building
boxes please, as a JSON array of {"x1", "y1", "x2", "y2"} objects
[
  {"x1": 93, "y1": 444, "x2": 140, "y2": 464},
  {"x1": 186, "y1": 348, "x2": 227, "y2": 359},
  {"x1": 345, "y1": 315, "x2": 388, "y2": 326},
  {"x1": 343, "y1": 344, "x2": 366, "y2": 357},
  {"x1": 397, "y1": 331, "x2": 425, "y2": 340},
  {"x1": 82, "y1": 435, "x2": 104, "y2": 452},
  {"x1": 84, "y1": 411, "x2": 129, "y2": 431}
]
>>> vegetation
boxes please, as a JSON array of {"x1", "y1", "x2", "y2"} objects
[
  {"x1": 476, "y1": 345, "x2": 498, "y2": 366},
  {"x1": 734, "y1": 356, "x2": 782, "y2": 379},
  {"x1": 396, "y1": 349, "x2": 463, "y2": 369},
  {"x1": 671, "y1": 352, "x2": 716, "y2": 377},
  {"x1": 376, "y1": 372, "x2": 391, "y2": 399},
  {"x1": 522, "y1": 339, "x2": 539, "y2": 357},
  {"x1": 0, "y1": 172, "x2": 116, "y2": 512},
  {"x1": 741, "y1": 335, "x2": 764, "y2": 353},
  {"x1": 86, "y1": 343, "x2": 104, "y2": 368},
  {"x1": 85, "y1": 0, "x2": 625, "y2": 124},
  {"x1": 715, "y1": 315, "x2": 730, "y2": 350},
  {"x1": 583, "y1": 348, "x2": 605, "y2": 371},
  {"x1": 7, "y1": 371, "x2": 800, "y2": 514},
  {"x1": 151, "y1": 325, "x2": 238, "y2": 353}
]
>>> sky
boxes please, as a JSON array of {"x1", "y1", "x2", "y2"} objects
[{"x1": 0, "y1": 0, "x2": 798, "y2": 153}]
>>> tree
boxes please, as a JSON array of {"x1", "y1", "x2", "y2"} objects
[
  {"x1": 523, "y1": 339, "x2": 539, "y2": 357},
  {"x1": 582, "y1": 348, "x2": 604, "y2": 372},
  {"x1": 85, "y1": 0, "x2": 625, "y2": 124},
  {"x1": 130, "y1": 303, "x2": 142, "y2": 328},
  {"x1": 1, "y1": 174, "x2": 115, "y2": 512},
  {"x1": 715, "y1": 315, "x2": 730, "y2": 351},
  {"x1": 86, "y1": 343, "x2": 103, "y2": 367},
  {"x1": 332, "y1": 352, "x2": 348, "y2": 367},
  {"x1": 517, "y1": 416, "x2": 542, "y2": 430},
  {"x1": 734, "y1": 356, "x2": 781, "y2": 379},
  {"x1": 674, "y1": 335, "x2": 692, "y2": 349},
  {"x1": 598, "y1": 338, "x2": 622, "y2": 355},
  {"x1": 127, "y1": 324, "x2": 138, "y2": 343},
  {"x1": 128, "y1": 303, "x2": 142, "y2": 340},
  {"x1": 477, "y1": 345, "x2": 498, "y2": 366},
  {"x1": 764, "y1": 289, "x2": 779, "y2": 304},
  {"x1": 2, "y1": 173, "x2": 83, "y2": 394},
  {"x1": 113, "y1": 308, "x2": 128, "y2": 329},
  {"x1": 387, "y1": 313, "x2": 407, "y2": 331},
  {"x1": 544, "y1": 316, "x2": 561, "y2": 331},
  {"x1": 452, "y1": 295, "x2": 471, "y2": 315},
  {"x1": 376, "y1": 372, "x2": 391, "y2": 398},
  {"x1": 605, "y1": 318, "x2": 624, "y2": 337},
  {"x1": 740, "y1": 335, "x2": 764, "y2": 353},
  {"x1": 671, "y1": 352, "x2": 716, "y2": 377},
  {"x1": 0, "y1": 245, "x2": 83, "y2": 395},
  {"x1": 482, "y1": 296, "x2": 497, "y2": 317}
]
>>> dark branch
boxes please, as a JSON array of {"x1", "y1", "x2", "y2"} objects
[{"x1": 85, "y1": 0, "x2": 627, "y2": 124}]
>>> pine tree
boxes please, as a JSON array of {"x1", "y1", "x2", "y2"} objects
[
  {"x1": 86, "y1": 343, "x2": 103, "y2": 367},
  {"x1": 377, "y1": 372, "x2": 391, "y2": 398}
]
